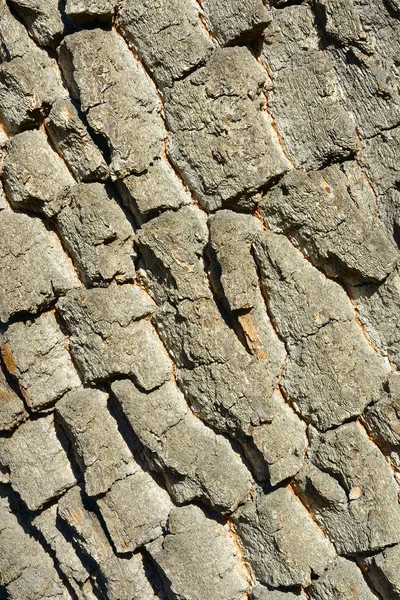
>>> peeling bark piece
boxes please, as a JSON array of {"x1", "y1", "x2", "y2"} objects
[
  {"x1": 253, "y1": 230, "x2": 354, "y2": 344},
  {"x1": 363, "y1": 372, "x2": 400, "y2": 470},
  {"x1": 0, "y1": 0, "x2": 34, "y2": 61},
  {"x1": 249, "y1": 389, "x2": 307, "y2": 485},
  {"x1": 0, "y1": 415, "x2": 76, "y2": 511},
  {"x1": 236, "y1": 293, "x2": 286, "y2": 364},
  {"x1": 137, "y1": 206, "x2": 210, "y2": 304},
  {"x1": 148, "y1": 504, "x2": 249, "y2": 600},
  {"x1": 3, "y1": 312, "x2": 81, "y2": 411},
  {"x1": 117, "y1": 0, "x2": 213, "y2": 90},
  {"x1": 33, "y1": 504, "x2": 90, "y2": 589},
  {"x1": 65, "y1": 0, "x2": 118, "y2": 22},
  {"x1": 254, "y1": 231, "x2": 389, "y2": 430},
  {"x1": 260, "y1": 5, "x2": 357, "y2": 169},
  {"x1": 361, "y1": 544, "x2": 400, "y2": 600},
  {"x1": 232, "y1": 486, "x2": 336, "y2": 588},
  {"x1": 0, "y1": 49, "x2": 66, "y2": 133},
  {"x1": 3, "y1": 129, "x2": 75, "y2": 216},
  {"x1": 58, "y1": 486, "x2": 114, "y2": 566},
  {"x1": 8, "y1": 0, "x2": 65, "y2": 47},
  {"x1": 57, "y1": 284, "x2": 171, "y2": 389},
  {"x1": 0, "y1": 211, "x2": 79, "y2": 323},
  {"x1": 208, "y1": 209, "x2": 286, "y2": 366},
  {"x1": 165, "y1": 47, "x2": 290, "y2": 211},
  {"x1": 118, "y1": 158, "x2": 191, "y2": 220},
  {"x1": 62, "y1": 480, "x2": 172, "y2": 577},
  {"x1": 261, "y1": 166, "x2": 398, "y2": 285},
  {"x1": 177, "y1": 354, "x2": 277, "y2": 437},
  {"x1": 0, "y1": 494, "x2": 72, "y2": 599},
  {"x1": 58, "y1": 486, "x2": 159, "y2": 598},
  {"x1": 295, "y1": 422, "x2": 400, "y2": 554},
  {"x1": 56, "y1": 387, "x2": 136, "y2": 497},
  {"x1": 0, "y1": 364, "x2": 26, "y2": 431},
  {"x1": 203, "y1": 0, "x2": 270, "y2": 45},
  {"x1": 46, "y1": 99, "x2": 109, "y2": 182},
  {"x1": 112, "y1": 379, "x2": 252, "y2": 512},
  {"x1": 155, "y1": 297, "x2": 244, "y2": 368},
  {"x1": 58, "y1": 28, "x2": 164, "y2": 179},
  {"x1": 56, "y1": 183, "x2": 135, "y2": 285},
  {"x1": 251, "y1": 585, "x2": 307, "y2": 600},
  {"x1": 209, "y1": 210, "x2": 263, "y2": 312},
  {"x1": 352, "y1": 268, "x2": 400, "y2": 368},
  {"x1": 97, "y1": 471, "x2": 172, "y2": 552},
  {"x1": 307, "y1": 557, "x2": 377, "y2": 600}
]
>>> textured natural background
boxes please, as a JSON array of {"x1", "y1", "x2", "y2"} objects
[{"x1": 0, "y1": 0, "x2": 399, "y2": 598}]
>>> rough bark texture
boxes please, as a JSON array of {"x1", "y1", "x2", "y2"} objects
[{"x1": 0, "y1": 0, "x2": 399, "y2": 598}]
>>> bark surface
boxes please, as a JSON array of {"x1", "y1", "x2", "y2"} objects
[{"x1": 0, "y1": 0, "x2": 399, "y2": 598}]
